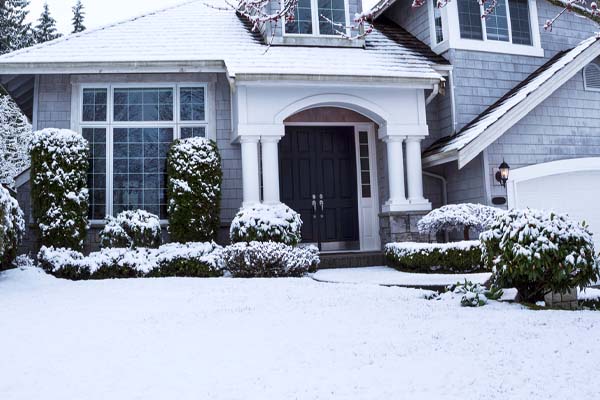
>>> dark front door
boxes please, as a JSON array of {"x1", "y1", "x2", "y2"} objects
[{"x1": 279, "y1": 126, "x2": 360, "y2": 251}]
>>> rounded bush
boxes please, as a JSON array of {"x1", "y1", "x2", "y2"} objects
[
  {"x1": 418, "y1": 203, "x2": 505, "y2": 240},
  {"x1": 481, "y1": 208, "x2": 600, "y2": 303},
  {"x1": 148, "y1": 242, "x2": 224, "y2": 278},
  {"x1": 222, "y1": 241, "x2": 319, "y2": 278},
  {"x1": 167, "y1": 137, "x2": 222, "y2": 243},
  {"x1": 230, "y1": 203, "x2": 302, "y2": 246},
  {"x1": 29, "y1": 128, "x2": 89, "y2": 251},
  {"x1": 100, "y1": 210, "x2": 162, "y2": 249},
  {"x1": 385, "y1": 240, "x2": 485, "y2": 273},
  {"x1": 0, "y1": 186, "x2": 25, "y2": 269}
]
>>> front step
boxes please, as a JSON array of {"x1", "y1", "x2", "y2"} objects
[{"x1": 318, "y1": 251, "x2": 386, "y2": 269}]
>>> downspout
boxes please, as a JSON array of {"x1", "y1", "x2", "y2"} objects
[
  {"x1": 425, "y1": 83, "x2": 439, "y2": 106},
  {"x1": 449, "y1": 69, "x2": 458, "y2": 133}
]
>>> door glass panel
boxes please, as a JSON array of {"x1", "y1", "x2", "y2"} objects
[{"x1": 358, "y1": 131, "x2": 371, "y2": 198}]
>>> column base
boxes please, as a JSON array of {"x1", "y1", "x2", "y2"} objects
[
  {"x1": 408, "y1": 198, "x2": 432, "y2": 212},
  {"x1": 379, "y1": 210, "x2": 430, "y2": 246},
  {"x1": 382, "y1": 201, "x2": 426, "y2": 213}
]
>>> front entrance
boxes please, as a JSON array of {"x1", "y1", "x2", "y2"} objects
[{"x1": 279, "y1": 126, "x2": 360, "y2": 251}]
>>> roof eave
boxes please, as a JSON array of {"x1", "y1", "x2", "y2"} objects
[
  {"x1": 232, "y1": 72, "x2": 444, "y2": 87},
  {"x1": 0, "y1": 60, "x2": 227, "y2": 75}
]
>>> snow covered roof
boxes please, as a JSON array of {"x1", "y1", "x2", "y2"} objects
[
  {"x1": 423, "y1": 36, "x2": 600, "y2": 169},
  {"x1": 0, "y1": 0, "x2": 446, "y2": 82}
]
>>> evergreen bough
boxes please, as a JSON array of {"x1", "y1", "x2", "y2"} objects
[
  {"x1": 30, "y1": 128, "x2": 89, "y2": 251},
  {"x1": 167, "y1": 137, "x2": 222, "y2": 243},
  {"x1": 100, "y1": 209, "x2": 162, "y2": 249},
  {"x1": 0, "y1": 185, "x2": 25, "y2": 269}
]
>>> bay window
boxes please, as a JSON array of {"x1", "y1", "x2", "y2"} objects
[
  {"x1": 284, "y1": 0, "x2": 348, "y2": 36},
  {"x1": 457, "y1": 0, "x2": 532, "y2": 45},
  {"x1": 79, "y1": 83, "x2": 209, "y2": 222}
]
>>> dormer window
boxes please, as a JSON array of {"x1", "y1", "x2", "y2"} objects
[
  {"x1": 284, "y1": 0, "x2": 349, "y2": 36},
  {"x1": 457, "y1": 0, "x2": 531, "y2": 45}
]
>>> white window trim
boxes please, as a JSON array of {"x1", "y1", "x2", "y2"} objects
[
  {"x1": 282, "y1": 0, "x2": 351, "y2": 37},
  {"x1": 73, "y1": 82, "x2": 213, "y2": 224},
  {"x1": 583, "y1": 62, "x2": 600, "y2": 91},
  {"x1": 428, "y1": 0, "x2": 448, "y2": 47},
  {"x1": 435, "y1": 0, "x2": 543, "y2": 57}
]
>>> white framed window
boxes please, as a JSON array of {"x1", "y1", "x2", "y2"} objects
[
  {"x1": 283, "y1": 0, "x2": 350, "y2": 37},
  {"x1": 77, "y1": 83, "x2": 211, "y2": 223},
  {"x1": 437, "y1": 0, "x2": 542, "y2": 57},
  {"x1": 429, "y1": 0, "x2": 447, "y2": 46}
]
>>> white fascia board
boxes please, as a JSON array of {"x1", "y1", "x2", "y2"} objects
[
  {"x1": 0, "y1": 60, "x2": 227, "y2": 75},
  {"x1": 422, "y1": 150, "x2": 458, "y2": 168},
  {"x1": 233, "y1": 74, "x2": 443, "y2": 89},
  {"x1": 456, "y1": 40, "x2": 600, "y2": 169}
]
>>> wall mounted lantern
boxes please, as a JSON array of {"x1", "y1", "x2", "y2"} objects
[{"x1": 495, "y1": 160, "x2": 510, "y2": 187}]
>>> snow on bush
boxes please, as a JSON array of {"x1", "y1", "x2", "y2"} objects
[
  {"x1": 222, "y1": 241, "x2": 319, "y2": 278},
  {"x1": 0, "y1": 95, "x2": 32, "y2": 188},
  {"x1": 167, "y1": 137, "x2": 222, "y2": 242},
  {"x1": 100, "y1": 209, "x2": 162, "y2": 249},
  {"x1": 480, "y1": 208, "x2": 600, "y2": 303},
  {"x1": 230, "y1": 203, "x2": 302, "y2": 246},
  {"x1": 385, "y1": 240, "x2": 485, "y2": 273},
  {"x1": 433, "y1": 280, "x2": 503, "y2": 307},
  {"x1": 418, "y1": 203, "x2": 505, "y2": 240},
  {"x1": 30, "y1": 128, "x2": 88, "y2": 251},
  {"x1": 37, "y1": 242, "x2": 223, "y2": 280},
  {"x1": 0, "y1": 185, "x2": 25, "y2": 269}
]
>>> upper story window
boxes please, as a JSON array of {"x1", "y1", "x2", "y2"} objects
[
  {"x1": 457, "y1": 0, "x2": 532, "y2": 45},
  {"x1": 284, "y1": 0, "x2": 348, "y2": 36},
  {"x1": 432, "y1": 0, "x2": 444, "y2": 44}
]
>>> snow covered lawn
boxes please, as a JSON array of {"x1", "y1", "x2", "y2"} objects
[{"x1": 2, "y1": 267, "x2": 600, "y2": 400}]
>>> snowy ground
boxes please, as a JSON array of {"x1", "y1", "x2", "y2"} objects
[{"x1": 2, "y1": 267, "x2": 600, "y2": 400}]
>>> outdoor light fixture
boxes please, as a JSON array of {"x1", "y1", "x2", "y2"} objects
[{"x1": 495, "y1": 160, "x2": 510, "y2": 187}]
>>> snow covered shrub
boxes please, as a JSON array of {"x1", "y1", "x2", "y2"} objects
[
  {"x1": 37, "y1": 242, "x2": 224, "y2": 280},
  {"x1": 481, "y1": 209, "x2": 600, "y2": 303},
  {"x1": 0, "y1": 185, "x2": 25, "y2": 269},
  {"x1": 167, "y1": 137, "x2": 222, "y2": 242},
  {"x1": 0, "y1": 94, "x2": 32, "y2": 188},
  {"x1": 385, "y1": 241, "x2": 485, "y2": 273},
  {"x1": 451, "y1": 280, "x2": 503, "y2": 307},
  {"x1": 418, "y1": 203, "x2": 505, "y2": 240},
  {"x1": 100, "y1": 210, "x2": 162, "y2": 249},
  {"x1": 30, "y1": 128, "x2": 88, "y2": 251},
  {"x1": 147, "y1": 242, "x2": 224, "y2": 278},
  {"x1": 230, "y1": 203, "x2": 302, "y2": 245},
  {"x1": 223, "y1": 242, "x2": 319, "y2": 278}
]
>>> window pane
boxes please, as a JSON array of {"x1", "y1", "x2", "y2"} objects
[
  {"x1": 509, "y1": 0, "x2": 532, "y2": 45},
  {"x1": 181, "y1": 126, "x2": 207, "y2": 139},
  {"x1": 112, "y1": 127, "x2": 173, "y2": 219},
  {"x1": 485, "y1": 0, "x2": 509, "y2": 42},
  {"x1": 179, "y1": 87, "x2": 205, "y2": 121},
  {"x1": 82, "y1": 128, "x2": 107, "y2": 220},
  {"x1": 457, "y1": 0, "x2": 483, "y2": 40},
  {"x1": 285, "y1": 0, "x2": 313, "y2": 34},
  {"x1": 113, "y1": 88, "x2": 174, "y2": 122},
  {"x1": 433, "y1": 0, "x2": 444, "y2": 43},
  {"x1": 318, "y1": 0, "x2": 346, "y2": 35},
  {"x1": 358, "y1": 131, "x2": 371, "y2": 198},
  {"x1": 82, "y1": 89, "x2": 107, "y2": 122}
]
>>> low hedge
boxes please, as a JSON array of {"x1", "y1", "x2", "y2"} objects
[
  {"x1": 222, "y1": 241, "x2": 319, "y2": 278},
  {"x1": 385, "y1": 240, "x2": 485, "y2": 273},
  {"x1": 38, "y1": 242, "x2": 223, "y2": 280}
]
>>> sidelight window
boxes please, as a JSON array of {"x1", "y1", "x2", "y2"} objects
[
  {"x1": 358, "y1": 131, "x2": 371, "y2": 198},
  {"x1": 79, "y1": 83, "x2": 210, "y2": 222}
]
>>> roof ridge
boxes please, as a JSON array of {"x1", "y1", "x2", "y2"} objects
[{"x1": 0, "y1": 0, "x2": 203, "y2": 61}]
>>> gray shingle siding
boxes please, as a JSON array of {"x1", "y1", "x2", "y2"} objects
[
  {"x1": 37, "y1": 74, "x2": 71, "y2": 130},
  {"x1": 386, "y1": 0, "x2": 431, "y2": 46}
]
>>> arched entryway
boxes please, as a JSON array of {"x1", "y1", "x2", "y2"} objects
[{"x1": 280, "y1": 107, "x2": 379, "y2": 251}]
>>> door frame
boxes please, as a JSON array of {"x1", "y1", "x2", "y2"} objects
[{"x1": 283, "y1": 122, "x2": 381, "y2": 251}]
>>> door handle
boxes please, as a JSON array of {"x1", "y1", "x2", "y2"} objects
[
  {"x1": 319, "y1": 194, "x2": 324, "y2": 218},
  {"x1": 312, "y1": 194, "x2": 317, "y2": 219}
]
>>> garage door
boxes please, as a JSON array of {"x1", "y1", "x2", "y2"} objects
[{"x1": 508, "y1": 158, "x2": 600, "y2": 249}]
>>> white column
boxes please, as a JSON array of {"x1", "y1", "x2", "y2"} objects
[
  {"x1": 406, "y1": 136, "x2": 432, "y2": 211},
  {"x1": 261, "y1": 136, "x2": 281, "y2": 204},
  {"x1": 383, "y1": 136, "x2": 410, "y2": 212},
  {"x1": 240, "y1": 136, "x2": 261, "y2": 206}
]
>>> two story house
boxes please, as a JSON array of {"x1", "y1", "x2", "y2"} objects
[{"x1": 0, "y1": 0, "x2": 599, "y2": 253}]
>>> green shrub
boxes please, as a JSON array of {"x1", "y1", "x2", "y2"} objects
[
  {"x1": 385, "y1": 240, "x2": 485, "y2": 273},
  {"x1": 37, "y1": 246, "x2": 91, "y2": 280},
  {"x1": 230, "y1": 203, "x2": 302, "y2": 246},
  {"x1": 148, "y1": 242, "x2": 223, "y2": 278},
  {"x1": 167, "y1": 137, "x2": 222, "y2": 242},
  {"x1": 223, "y1": 241, "x2": 319, "y2": 278},
  {"x1": 0, "y1": 186, "x2": 25, "y2": 269},
  {"x1": 29, "y1": 128, "x2": 88, "y2": 251},
  {"x1": 481, "y1": 209, "x2": 600, "y2": 303},
  {"x1": 100, "y1": 210, "x2": 162, "y2": 249}
]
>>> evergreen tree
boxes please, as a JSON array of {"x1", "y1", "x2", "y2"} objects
[
  {"x1": 71, "y1": 0, "x2": 85, "y2": 34},
  {"x1": 0, "y1": 0, "x2": 34, "y2": 54},
  {"x1": 33, "y1": 2, "x2": 62, "y2": 44},
  {"x1": 0, "y1": 94, "x2": 33, "y2": 188}
]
